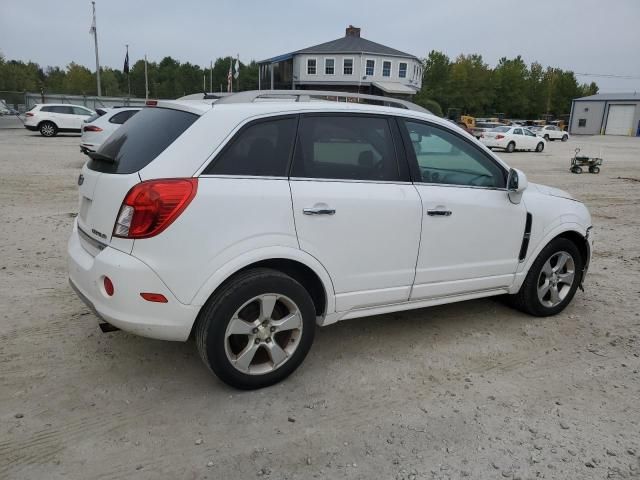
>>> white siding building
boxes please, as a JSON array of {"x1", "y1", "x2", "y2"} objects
[{"x1": 258, "y1": 26, "x2": 423, "y2": 97}]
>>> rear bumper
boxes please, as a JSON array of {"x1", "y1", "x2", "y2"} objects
[
  {"x1": 480, "y1": 138, "x2": 507, "y2": 149},
  {"x1": 67, "y1": 221, "x2": 199, "y2": 341}
]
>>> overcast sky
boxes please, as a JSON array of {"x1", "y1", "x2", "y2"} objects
[{"x1": 1, "y1": 0, "x2": 639, "y2": 92}]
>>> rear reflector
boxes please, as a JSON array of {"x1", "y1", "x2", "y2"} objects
[
  {"x1": 103, "y1": 276, "x2": 114, "y2": 296},
  {"x1": 140, "y1": 292, "x2": 168, "y2": 303},
  {"x1": 113, "y1": 178, "x2": 198, "y2": 239},
  {"x1": 83, "y1": 125, "x2": 103, "y2": 132}
]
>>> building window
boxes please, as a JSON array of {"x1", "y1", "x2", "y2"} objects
[
  {"x1": 307, "y1": 59, "x2": 317, "y2": 75},
  {"x1": 578, "y1": 119, "x2": 587, "y2": 127},
  {"x1": 398, "y1": 62, "x2": 407, "y2": 78},
  {"x1": 325, "y1": 58, "x2": 335, "y2": 75},
  {"x1": 343, "y1": 58, "x2": 353, "y2": 75},
  {"x1": 382, "y1": 61, "x2": 391, "y2": 77},
  {"x1": 365, "y1": 59, "x2": 375, "y2": 76},
  {"x1": 584, "y1": 107, "x2": 589, "y2": 112}
]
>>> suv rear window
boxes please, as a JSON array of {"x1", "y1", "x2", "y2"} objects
[{"x1": 87, "y1": 108, "x2": 198, "y2": 174}]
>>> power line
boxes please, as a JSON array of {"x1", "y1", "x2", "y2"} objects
[{"x1": 574, "y1": 72, "x2": 640, "y2": 80}]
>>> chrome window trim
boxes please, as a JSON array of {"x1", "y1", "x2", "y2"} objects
[
  {"x1": 199, "y1": 174, "x2": 288, "y2": 181},
  {"x1": 413, "y1": 181, "x2": 508, "y2": 192},
  {"x1": 290, "y1": 177, "x2": 412, "y2": 186}
]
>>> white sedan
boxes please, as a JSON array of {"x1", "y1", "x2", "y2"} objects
[
  {"x1": 80, "y1": 107, "x2": 141, "y2": 154},
  {"x1": 480, "y1": 126, "x2": 546, "y2": 153}
]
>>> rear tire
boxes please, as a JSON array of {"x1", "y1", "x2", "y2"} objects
[
  {"x1": 562, "y1": 134, "x2": 568, "y2": 142},
  {"x1": 39, "y1": 121, "x2": 57, "y2": 137},
  {"x1": 508, "y1": 238, "x2": 583, "y2": 317},
  {"x1": 535, "y1": 142, "x2": 544, "y2": 152},
  {"x1": 544, "y1": 134, "x2": 550, "y2": 141},
  {"x1": 195, "y1": 268, "x2": 316, "y2": 390},
  {"x1": 506, "y1": 141, "x2": 515, "y2": 153}
]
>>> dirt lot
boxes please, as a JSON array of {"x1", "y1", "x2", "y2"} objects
[{"x1": 1, "y1": 127, "x2": 639, "y2": 480}]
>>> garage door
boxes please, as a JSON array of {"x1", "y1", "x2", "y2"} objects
[{"x1": 605, "y1": 105, "x2": 635, "y2": 135}]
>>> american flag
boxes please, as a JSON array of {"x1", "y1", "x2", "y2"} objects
[{"x1": 227, "y1": 63, "x2": 233, "y2": 92}]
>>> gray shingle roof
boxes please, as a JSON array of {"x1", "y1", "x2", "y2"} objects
[
  {"x1": 575, "y1": 92, "x2": 640, "y2": 101},
  {"x1": 294, "y1": 35, "x2": 418, "y2": 59}
]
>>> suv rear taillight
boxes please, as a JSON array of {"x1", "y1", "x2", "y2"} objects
[
  {"x1": 83, "y1": 125, "x2": 103, "y2": 132},
  {"x1": 113, "y1": 178, "x2": 198, "y2": 239},
  {"x1": 25, "y1": 112, "x2": 34, "y2": 117}
]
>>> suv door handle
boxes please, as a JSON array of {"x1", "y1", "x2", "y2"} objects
[
  {"x1": 303, "y1": 207, "x2": 336, "y2": 216},
  {"x1": 427, "y1": 209, "x2": 452, "y2": 216}
]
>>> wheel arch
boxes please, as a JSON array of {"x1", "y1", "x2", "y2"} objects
[
  {"x1": 37, "y1": 119, "x2": 58, "y2": 129},
  {"x1": 190, "y1": 247, "x2": 336, "y2": 320},
  {"x1": 513, "y1": 223, "x2": 590, "y2": 292}
]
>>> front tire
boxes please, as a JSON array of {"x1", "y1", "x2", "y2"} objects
[
  {"x1": 195, "y1": 268, "x2": 316, "y2": 390},
  {"x1": 562, "y1": 134, "x2": 568, "y2": 142},
  {"x1": 39, "y1": 121, "x2": 57, "y2": 137},
  {"x1": 506, "y1": 141, "x2": 515, "y2": 153},
  {"x1": 508, "y1": 238, "x2": 583, "y2": 316},
  {"x1": 535, "y1": 142, "x2": 544, "y2": 152}
]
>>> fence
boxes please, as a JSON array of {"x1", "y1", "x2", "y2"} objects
[{"x1": 0, "y1": 91, "x2": 148, "y2": 113}]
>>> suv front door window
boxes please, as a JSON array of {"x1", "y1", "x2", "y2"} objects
[
  {"x1": 401, "y1": 119, "x2": 526, "y2": 299},
  {"x1": 290, "y1": 114, "x2": 421, "y2": 311}
]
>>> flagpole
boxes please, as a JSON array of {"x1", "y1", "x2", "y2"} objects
[
  {"x1": 144, "y1": 54, "x2": 149, "y2": 100},
  {"x1": 209, "y1": 61, "x2": 213, "y2": 93},
  {"x1": 236, "y1": 54, "x2": 240, "y2": 92},
  {"x1": 125, "y1": 44, "x2": 131, "y2": 98},
  {"x1": 91, "y1": 1, "x2": 101, "y2": 96},
  {"x1": 203, "y1": 72, "x2": 206, "y2": 93}
]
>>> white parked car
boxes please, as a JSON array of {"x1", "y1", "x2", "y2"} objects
[
  {"x1": 80, "y1": 107, "x2": 141, "y2": 154},
  {"x1": 24, "y1": 103, "x2": 95, "y2": 137},
  {"x1": 68, "y1": 91, "x2": 592, "y2": 389},
  {"x1": 480, "y1": 126, "x2": 547, "y2": 153},
  {"x1": 535, "y1": 125, "x2": 569, "y2": 141}
]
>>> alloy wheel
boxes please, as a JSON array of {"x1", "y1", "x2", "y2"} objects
[
  {"x1": 224, "y1": 294, "x2": 303, "y2": 375},
  {"x1": 537, "y1": 251, "x2": 575, "y2": 308}
]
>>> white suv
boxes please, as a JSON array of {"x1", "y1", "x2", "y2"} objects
[
  {"x1": 536, "y1": 125, "x2": 569, "y2": 141},
  {"x1": 80, "y1": 107, "x2": 141, "y2": 154},
  {"x1": 24, "y1": 103, "x2": 95, "y2": 137},
  {"x1": 68, "y1": 91, "x2": 592, "y2": 389}
]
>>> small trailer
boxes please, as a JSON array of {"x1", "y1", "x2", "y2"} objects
[{"x1": 570, "y1": 147, "x2": 602, "y2": 174}]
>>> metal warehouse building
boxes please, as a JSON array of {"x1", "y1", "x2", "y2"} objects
[{"x1": 569, "y1": 92, "x2": 640, "y2": 136}]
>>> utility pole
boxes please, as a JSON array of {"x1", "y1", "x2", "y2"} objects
[
  {"x1": 144, "y1": 54, "x2": 149, "y2": 100},
  {"x1": 209, "y1": 61, "x2": 213, "y2": 93},
  {"x1": 90, "y1": 1, "x2": 101, "y2": 96}
]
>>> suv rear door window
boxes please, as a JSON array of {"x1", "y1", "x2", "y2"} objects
[
  {"x1": 87, "y1": 107, "x2": 198, "y2": 174},
  {"x1": 204, "y1": 117, "x2": 297, "y2": 177},
  {"x1": 292, "y1": 115, "x2": 400, "y2": 181}
]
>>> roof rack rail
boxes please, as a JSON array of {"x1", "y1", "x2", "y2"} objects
[{"x1": 213, "y1": 90, "x2": 430, "y2": 113}]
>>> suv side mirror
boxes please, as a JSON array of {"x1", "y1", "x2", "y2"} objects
[{"x1": 507, "y1": 168, "x2": 528, "y2": 203}]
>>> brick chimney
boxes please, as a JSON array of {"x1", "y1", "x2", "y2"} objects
[{"x1": 345, "y1": 25, "x2": 361, "y2": 37}]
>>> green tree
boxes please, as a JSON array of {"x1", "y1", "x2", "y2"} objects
[
  {"x1": 492, "y1": 56, "x2": 529, "y2": 118},
  {"x1": 64, "y1": 62, "x2": 94, "y2": 95}
]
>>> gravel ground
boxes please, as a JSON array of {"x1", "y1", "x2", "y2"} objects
[{"x1": 1, "y1": 128, "x2": 639, "y2": 480}]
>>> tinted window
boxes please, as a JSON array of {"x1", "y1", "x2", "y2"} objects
[
  {"x1": 292, "y1": 115, "x2": 399, "y2": 181},
  {"x1": 524, "y1": 129, "x2": 536, "y2": 137},
  {"x1": 50, "y1": 106, "x2": 74, "y2": 114},
  {"x1": 72, "y1": 106, "x2": 92, "y2": 115},
  {"x1": 204, "y1": 117, "x2": 297, "y2": 177},
  {"x1": 403, "y1": 120, "x2": 506, "y2": 188},
  {"x1": 87, "y1": 107, "x2": 198, "y2": 174},
  {"x1": 40, "y1": 106, "x2": 54, "y2": 113},
  {"x1": 514, "y1": 128, "x2": 523, "y2": 135},
  {"x1": 109, "y1": 110, "x2": 138, "y2": 124}
]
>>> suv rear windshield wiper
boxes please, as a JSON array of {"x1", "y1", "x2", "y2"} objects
[{"x1": 87, "y1": 151, "x2": 115, "y2": 163}]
